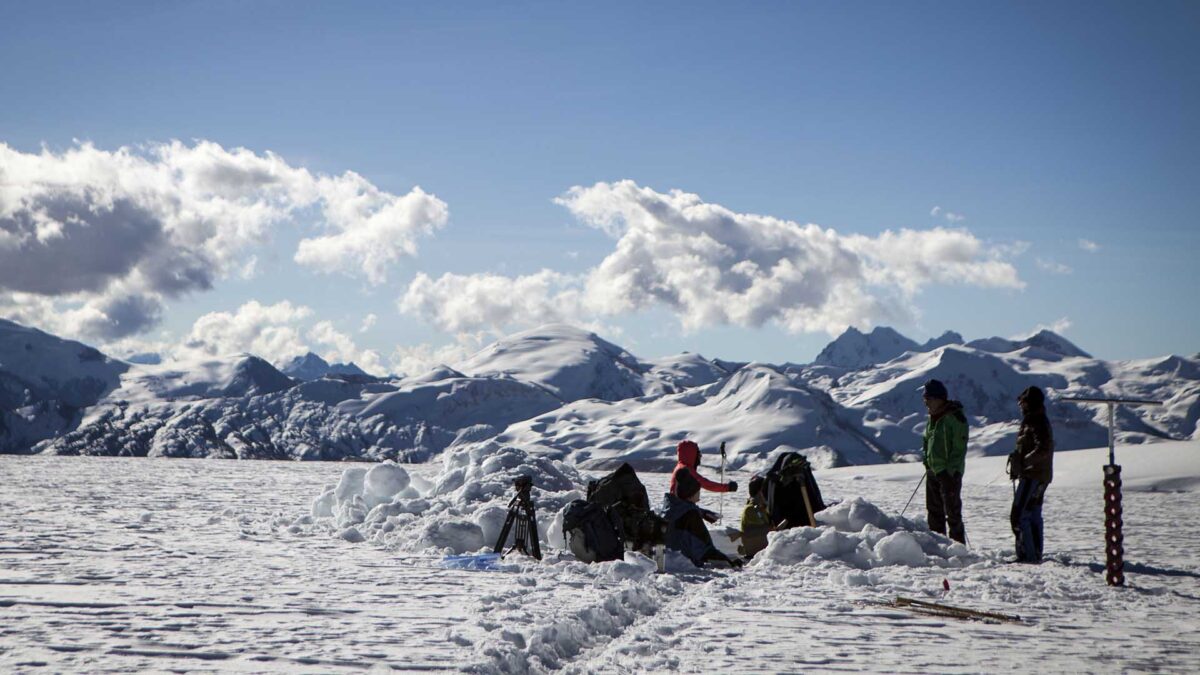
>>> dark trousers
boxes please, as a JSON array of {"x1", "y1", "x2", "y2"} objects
[
  {"x1": 926, "y1": 470, "x2": 966, "y2": 544},
  {"x1": 1011, "y1": 478, "x2": 1047, "y2": 562}
]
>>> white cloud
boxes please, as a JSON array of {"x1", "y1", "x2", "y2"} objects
[
  {"x1": 182, "y1": 300, "x2": 312, "y2": 360},
  {"x1": 360, "y1": 313, "x2": 378, "y2": 333},
  {"x1": 0, "y1": 140, "x2": 444, "y2": 340},
  {"x1": 307, "y1": 320, "x2": 385, "y2": 375},
  {"x1": 1036, "y1": 258, "x2": 1073, "y2": 275},
  {"x1": 399, "y1": 269, "x2": 587, "y2": 334},
  {"x1": 1079, "y1": 238, "x2": 1100, "y2": 253},
  {"x1": 293, "y1": 183, "x2": 447, "y2": 285},
  {"x1": 400, "y1": 181, "x2": 1024, "y2": 337},
  {"x1": 389, "y1": 334, "x2": 487, "y2": 378},
  {"x1": 930, "y1": 205, "x2": 965, "y2": 223}
]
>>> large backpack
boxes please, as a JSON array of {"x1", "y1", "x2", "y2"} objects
[
  {"x1": 562, "y1": 500, "x2": 624, "y2": 563},
  {"x1": 764, "y1": 452, "x2": 827, "y2": 528},
  {"x1": 563, "y1": 463, "x2": 667, "y2": 562}
]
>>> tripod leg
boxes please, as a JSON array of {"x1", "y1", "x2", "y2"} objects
[
  {"x1": 528, "y1": 511, "x2": 542, "y2": 560},
  {"x1": 494, "y1": 511, "x2": 517, "y2": 555}
]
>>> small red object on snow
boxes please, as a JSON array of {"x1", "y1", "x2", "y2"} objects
[{"x1": 943, "y1": 579, "x2": 950, "y2": 592}]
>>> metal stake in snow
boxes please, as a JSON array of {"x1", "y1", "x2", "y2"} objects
[
  {"x1": 719, "y1": 441, "x2": 727, "y2": 522},
  {"x1": 1061, "y1": 396, "x2": 1162, "y2": 587}
]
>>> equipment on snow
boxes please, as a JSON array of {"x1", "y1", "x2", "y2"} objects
[
  {"x1": 883, "y1": 597, "x2": 1022, "y2": 624},
  {"x1": 440, "y1": 553, "x2": 503, "y2": 571},
  {"x1": 494, "y1": 475, "x2": 542, "y2": 560},
  {"x1": 764, "y1": 451, "x2": 826, "y2": 528},
  {"x1": 563, "y1": 463, "x2": 667, "y2": 567},
  {"x1": 900, "y1": 472, "x2": 926, "y2": 519},
  {"x1": 1061, "y1": 396, "x2": 1162, "y2": 587}
]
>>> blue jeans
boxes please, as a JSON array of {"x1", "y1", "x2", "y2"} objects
[{"x1": 1011, "y1": 478, "x2": 1047, "y2": 562}]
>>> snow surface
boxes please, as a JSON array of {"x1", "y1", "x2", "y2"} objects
[{"x1": 4, "y1": 441, "x2": 1199, "y2": 672}]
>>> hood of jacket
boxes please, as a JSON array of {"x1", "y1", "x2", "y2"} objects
[
  {"x1": 931, "y1": 400, "x2": 967, "y2": 425},
  {"x1": 676, "y1": 440, "x2": 700, "y2": 468}
]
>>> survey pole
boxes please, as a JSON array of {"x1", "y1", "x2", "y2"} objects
[{"x1": 1060, "y1": 396, "x2": 1163, "y2": 587}]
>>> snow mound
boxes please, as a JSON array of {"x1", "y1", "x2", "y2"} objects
[
  {"x1": 310, "y1": 443, "x2": 584, "y2": 554},
  {"x1": 755, "y1": 497, "x2": 977, "y2": 570}
]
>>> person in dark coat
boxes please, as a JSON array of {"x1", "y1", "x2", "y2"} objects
[{"x1": 1008, "y1": 385, "x2": 1055, "y2": 563}]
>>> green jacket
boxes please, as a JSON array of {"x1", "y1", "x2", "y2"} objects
[{"x1": 922, "y1": 401, "x2": 968, "y2": 475}]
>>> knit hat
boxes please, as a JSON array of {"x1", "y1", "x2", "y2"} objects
[
  {"x1": 1018, "y1": 385, "x2": 1045, "y2": 407},
  {"x1": 922, "y1": 379, "x2": 948, "y2": 400}
]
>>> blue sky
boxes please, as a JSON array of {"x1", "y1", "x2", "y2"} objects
[{"x1": 1, "y1": 1, "x2": 1197, "y2": 371}]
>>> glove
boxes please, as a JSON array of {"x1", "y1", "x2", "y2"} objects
[
  {"x1": 1006, "y1": 452, "x2": 1021, "y2": 480},
  {"x1": 727, "y1": 481, "x2": 738, "y2": 493}
]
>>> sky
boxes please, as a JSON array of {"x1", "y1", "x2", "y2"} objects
[{"x1": 1, "y1": 1, "x2": 1197, "y2": 374}]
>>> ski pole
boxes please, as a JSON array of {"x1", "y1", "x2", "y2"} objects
[
  {"x1": 900, "y1": 472, "x2": 926, "y2": 519},
  {"x1": 719, "y1": 441, "x2": 727, "y2": 522}
]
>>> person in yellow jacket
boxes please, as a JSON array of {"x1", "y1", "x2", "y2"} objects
[
  {"x1": 739, "y1": 475, "x2": 773, "y2": 558},
  {"x1": 921, "y1": 378, "x2": 969, "y2": 544}
]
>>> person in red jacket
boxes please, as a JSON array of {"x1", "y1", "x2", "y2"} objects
[{"x1": 670, "y1": 440, "x2": 738, "y2": 499}]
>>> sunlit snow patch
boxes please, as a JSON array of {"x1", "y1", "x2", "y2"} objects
[
  {"x1": 310, "y1": 442, "x2": 584, "y2": 554},
  {"x1": 754, "y1": 497, "x2": 978, "y2": 569}
]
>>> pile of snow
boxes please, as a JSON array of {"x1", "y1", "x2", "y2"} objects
[
  {"x1": 310, "y1": 442, "x2": 585, "y2": 554},
  {"x1": 755, "y1": 497, "x2": 978, "y2": 571}
]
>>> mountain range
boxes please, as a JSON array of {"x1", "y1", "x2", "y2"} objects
[{"x1": 2, "y1": 317, "x2": 1196, "y2": 470}]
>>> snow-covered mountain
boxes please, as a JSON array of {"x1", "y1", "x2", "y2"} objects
[
  {"x1": 281, "y1": 352, "x2": 370, "y2": 381},
  {"x1": 4, "y1": 317, "x2": 1197, "y2": 468},
  {"x1": 0, "y1": 318, "x2": 128, "y2": 453},
  {"x1": 813, "y1": 326, "x2": 921, "y2": 369}
]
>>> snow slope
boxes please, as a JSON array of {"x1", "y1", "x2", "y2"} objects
[
  {"x1": 492, "y1": 364, "x2": 891, "y2": 471},
  {"x1": 0, "y1": 318, "x2": 128, "y2": 453}
]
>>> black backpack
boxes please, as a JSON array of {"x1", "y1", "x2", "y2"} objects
[
  {"x1": 764, "y1": 452, "x2": 827, "y2": 528},
  {"x1": 563, "y1": 463, "x2": 666, "y2": 562},
  {"x1": 562, "y1": 500, "x2": 624, "y2": 563}
]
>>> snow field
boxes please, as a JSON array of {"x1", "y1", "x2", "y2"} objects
[{"x1": 3, "y1": 442, "x2": 1198, "y2": 672}]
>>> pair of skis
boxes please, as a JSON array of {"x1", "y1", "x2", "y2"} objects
[{"x1": 875, "y1": 596, "x2": 1022, "y2": 624}]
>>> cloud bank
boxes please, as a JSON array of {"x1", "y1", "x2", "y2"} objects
[
  {"x1": 0, "y1": 140, "x2": 446, "y2": 340},
  {"x1": 401, "y1": 180, "x2": 1024, "y2": 336}
]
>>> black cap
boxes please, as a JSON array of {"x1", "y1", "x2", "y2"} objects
[{"x1": 922, "y1": 379, "x2": 948, "y2": 400}]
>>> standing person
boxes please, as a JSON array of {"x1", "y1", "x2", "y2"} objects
[
  {"x1": 1008, "y1": 386, "x2": 1054, "y2": 563},
  {"x1": 921, "y1": 379, "x2": 969, "y2": 544}
]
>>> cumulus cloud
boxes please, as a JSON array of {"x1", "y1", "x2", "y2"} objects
[
  {"x1": 399, "y1": 269, "x2": 587, "y2": 334},
  {"x1": 0, "y1": 140, "x2": 445, "y2": 340},
  {"x1": 360, "y1": 313, "x2": 378, "y2": 333},
  {"x1": 398, "y1": 182, "x2": 1023, "y2": 337},
  {"x1": 182, "y1": 300, "x2": 313, "y2": 360},
  {"x1": 1036, "y1": 258, "x2": 1073, "y2": 275},
  {"x1": 1079, "y1": 238, "x2": 1100, "y2": 253}
]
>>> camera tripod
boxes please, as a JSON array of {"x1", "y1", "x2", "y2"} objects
[{"x1": 493, "y1": 475, "x2": 542, "y2": 560}]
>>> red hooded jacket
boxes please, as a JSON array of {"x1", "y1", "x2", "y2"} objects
[{"x1": 669, "y1": 440, "x2": 732, "y2": 496}]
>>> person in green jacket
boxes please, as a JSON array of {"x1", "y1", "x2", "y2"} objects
[{"x1": 921, "y1": 378, "x2": 968, "y2": 543}]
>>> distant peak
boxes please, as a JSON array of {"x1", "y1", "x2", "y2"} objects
[{"x1": 814, "y1": 326, "x2": 919, "y2": 369}]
